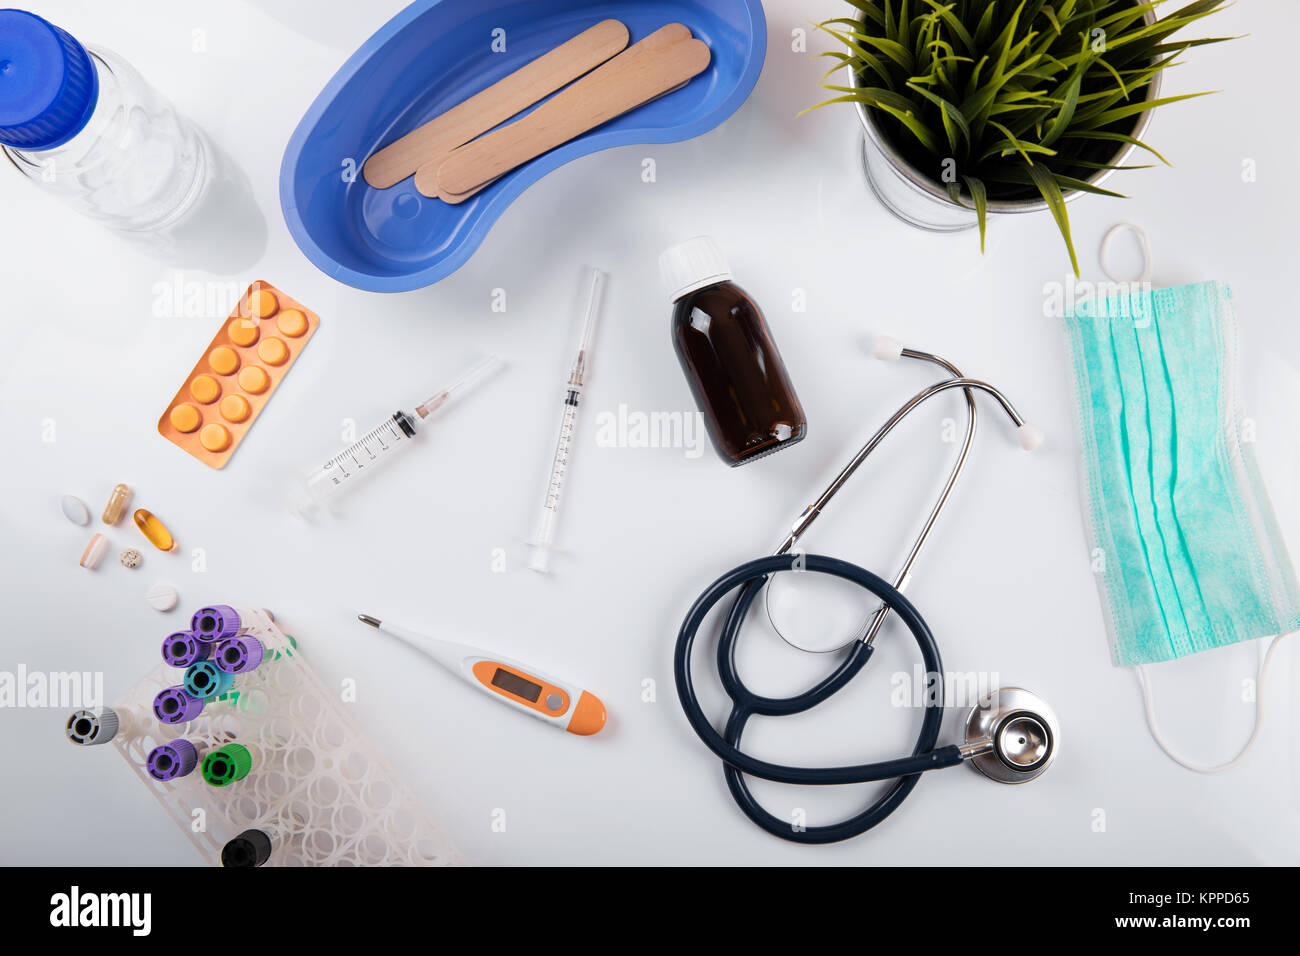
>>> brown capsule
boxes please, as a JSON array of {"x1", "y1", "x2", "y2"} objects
[{"x1": 102, "y1": 483, "x2": 132, "y2": 525}]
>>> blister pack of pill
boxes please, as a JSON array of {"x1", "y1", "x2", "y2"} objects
[
  {"x1": 109, "y1": 606, "x2": 465, "y2": 867},
  {"x1": 157, "y1": 282, "x2": 319, "y2": 469}
]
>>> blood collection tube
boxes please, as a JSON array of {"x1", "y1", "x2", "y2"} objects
[
  {"x1": 222, "y1": 828, "x2": 278, "y2": 867},
  {"x1": 65, "y1": 707, "x2": 121, "y2": 745},
  {"x1": 183, "y1": 661, "x2": 233, "y2": 700},
  {"x1": 202, "y1": 743, "x2": 254, "y2": 787},
  {"x1": 146, "y1": 739, "x2": 202, "y2": 782},
  {"x1": 214, "y1": 635, "x2": 265, "y2": 674},
  {"x1": 161, "y1": 631, "x2": 210, "y2": 668},
  {"x1": 153, "y1": 685, "x2": 203, "y2": 725},
  {"x1": 191, "y1": 605, "x2": 259, "y2": 642}
]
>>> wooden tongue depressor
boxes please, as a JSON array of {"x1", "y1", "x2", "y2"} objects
[
  {"x1": 362, "y1": 19, "x2": 631, "y2": 189},
  {"x1": 417, "y1": 23, "x2": 694, "y2": 202},
  {"x1": 435, "y1": 75, "x2": 695, "y2": 204},
  {"x1": 435, "y1": 75, "x2": 696, "y2": 205},
  {"x1": 417, "y1": 25, "x2": 709, "y2": 202}
]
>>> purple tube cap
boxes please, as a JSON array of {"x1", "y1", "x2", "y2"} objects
[
  {"x1": 146, "y1": 739, "x2": 199, "y2": 781},
  {"x1": 161, "y1": 631, "x2": 208, "y2": 668},
  {"x1": 191, "y1": 605, "x2": 242, "y2": 641},
  {"x1": 215, "y1": 635, "x2": 264, "y2": 674},
  {"x1": 152, "y1": 686, "x2": 203, "y2": 725}
]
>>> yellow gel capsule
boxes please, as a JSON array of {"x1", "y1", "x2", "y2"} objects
[
  {"x1": 276, "y1": 309, "x2": 308, "y2": 337},
  {"x1": 200, "y1": 423, "x2": 232, "y2": 452},
  {"x1": 220, "y1": 394, "x2": 250, "y2": 423},
  {"x1": 227, "y1": 317, "x2": 260, "y2": 347},
  {"x1": 209, "y1": 346, "x2": 240, "y2": 376},
  {"x1": 102, "y1": 483, "x2": 132, "y2": 525},
  {"x1": 238, "y1": 365, "x2": 270, "y2": 394},
  {"x1": 245, "y1": 289, "x2": 278, "y2": 318},
  {"x1": 257, "y1": 337, "x2": 289, "y2": 366},
  {"x1": 169, "y1": 404, "x2": 201, "y2": 433},
  {"x1": 190, "y1": 375, "x2": 221, "y2": 404},
  {"x1": 134, "y1": 509, "x2": 176, "y2": 552}
]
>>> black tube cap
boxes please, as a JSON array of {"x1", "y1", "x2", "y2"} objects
[{"x1": 222, "y1": 829, "x2": 273, "y2": 867}]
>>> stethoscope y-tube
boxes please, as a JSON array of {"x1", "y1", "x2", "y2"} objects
[
  {"x1": 674, "y1": 554, "x2": 962, "y2": 843},
  {"x1": 673, "y1": 342, "x2": 1055, "y2": 844}
]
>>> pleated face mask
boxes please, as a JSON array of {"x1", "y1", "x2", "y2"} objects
[{"x1": 1063, "y1": 280, "x2": 1300, "y2": 668}]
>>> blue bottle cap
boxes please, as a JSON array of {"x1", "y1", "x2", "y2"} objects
[{"x1": 0, "y1": 9, "x2": 98, "y2": 150}]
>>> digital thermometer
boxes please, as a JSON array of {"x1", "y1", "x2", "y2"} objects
[{"x1": 357, "y1": 615, "x2": 606, "y2": 736}]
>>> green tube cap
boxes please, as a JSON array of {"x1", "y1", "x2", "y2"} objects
[{"x1": 201, "y1": 743, "x2": 252, "y2": 787}]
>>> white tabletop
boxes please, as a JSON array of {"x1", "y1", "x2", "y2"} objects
[{"x1": 2, "y1": 0, "x2": 1297, "y2": 866}]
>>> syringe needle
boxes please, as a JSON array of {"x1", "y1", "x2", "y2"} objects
[
  {"x1": 415, "y1": 354, "x2": 504, "y2": 419},
  {"x1": 570, "y1": 268, "x2": 606, "y2": 386}
]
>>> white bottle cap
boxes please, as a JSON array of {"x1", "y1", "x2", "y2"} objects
[{"x1": 659, "y1": 236, "x2": 733, "y2": 302}]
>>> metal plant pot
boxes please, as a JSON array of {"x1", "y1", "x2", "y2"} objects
[{"x1": 850, "y1": 5, "x2": 1161, "y2": 232}]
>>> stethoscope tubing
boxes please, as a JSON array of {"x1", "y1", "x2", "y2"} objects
[{"x1": 674, "y1": 554, "x2": 964, "y2": 787}]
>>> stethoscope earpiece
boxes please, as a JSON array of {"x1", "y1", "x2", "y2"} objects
[{"x1": 962, "y1": 687, "x2": 1060, "y2": 784}]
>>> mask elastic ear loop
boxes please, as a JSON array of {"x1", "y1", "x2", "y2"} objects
[
  {"x1": 1100, "y1": 222, "x2": 1153, "y2": 284},
  {"x1": 1136, "y1": 632, "x2": 1291, "y2": 773}
]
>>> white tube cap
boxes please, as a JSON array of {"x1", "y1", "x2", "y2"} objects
[
  {"x1": 874, "y1": 336, "x2": 904, "y2": 361},
  {"x1": 659, "y1": 236, "x2": 733, "y2": 302},
  {"x1": 1017, "y1": 423, "x2": 1045, "y2": 451}
]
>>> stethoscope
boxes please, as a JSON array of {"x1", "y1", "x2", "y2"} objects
[{"x1": 673, "y1": 339, "x2": 1061, "y2": 844}]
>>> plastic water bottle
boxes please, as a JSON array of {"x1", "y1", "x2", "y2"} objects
[{"x1": 0, "y1": 9, "x2": 210, "y2": 233}]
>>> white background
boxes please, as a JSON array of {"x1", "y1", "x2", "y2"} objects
[{"x1": 2, "y1": 0, "x2": 1298, "y2": 866}]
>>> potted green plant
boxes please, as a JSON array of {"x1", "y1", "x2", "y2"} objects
[{"x1": 815, "y1": 0, "x2": 1232, "y2": 274}]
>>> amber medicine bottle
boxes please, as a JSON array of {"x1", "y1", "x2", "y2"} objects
[{"x1": 659, "y1": 236, "x2": 806, "y2": 466}]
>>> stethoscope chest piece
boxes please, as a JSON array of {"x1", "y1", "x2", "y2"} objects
[{"x1": 963, "y1": 687, "x2": 1060, "y2": 784}]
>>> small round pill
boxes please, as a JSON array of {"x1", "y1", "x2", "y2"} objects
[
  {"x1": 227, "y1": 317, "x2": 260, "y2": 347},
  {"x1": 147, "y1": 583, "x2": 179, "y2": 612},
  {"x1": 220, "y1": 394, "x2": 250, "y2": 423},
  {"x1": 61, "y1": 495, "x2": 89, "y2": 526},
  {"x1": 238, "y1": 365, "x2": 270, "y2": 394},
  {"x1": 209, "y1": 346, "x2": 240, "y2": 376},
  {"x1": 169, "y1": 403, "x2": 202, "y2": 433},
  {"x1": 120, "y1": 548, "x2": 142, "y2": 569},
  {"x1": 257, "y1": 337, "x2": 289, "y2": 366},
  {"x1": 276, "y1": 309, "x2": 308, "y2": 337},
  {"x1": 190, "y1": 375, "x2": 221, "y2": 404},
  {"x1": 200, "y1": 423, "x2": 232, "y2": 452},
  {"x1": 245, "y1": 289, "x2": 278, "y2": 318}
]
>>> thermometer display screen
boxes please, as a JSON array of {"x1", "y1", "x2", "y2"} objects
[{"x1": 491, "y1": 667, "x2": 542, "y2": 703}]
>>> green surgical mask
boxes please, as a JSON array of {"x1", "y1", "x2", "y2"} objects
[{"x1": 1063, "y1": 280, "x2": 1300, "y2": 668}]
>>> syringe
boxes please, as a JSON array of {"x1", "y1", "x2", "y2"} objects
[
  {"x1": 529, "y1": 268, "x2": 607, "y2": 572},
  {"x1": 290, "y1": 355, "x2": 502, "y2": 518}
]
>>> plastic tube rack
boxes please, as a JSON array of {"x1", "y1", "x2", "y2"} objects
[{"x1": 110, "y1": 607, "x2": 465, "y2": 866}]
